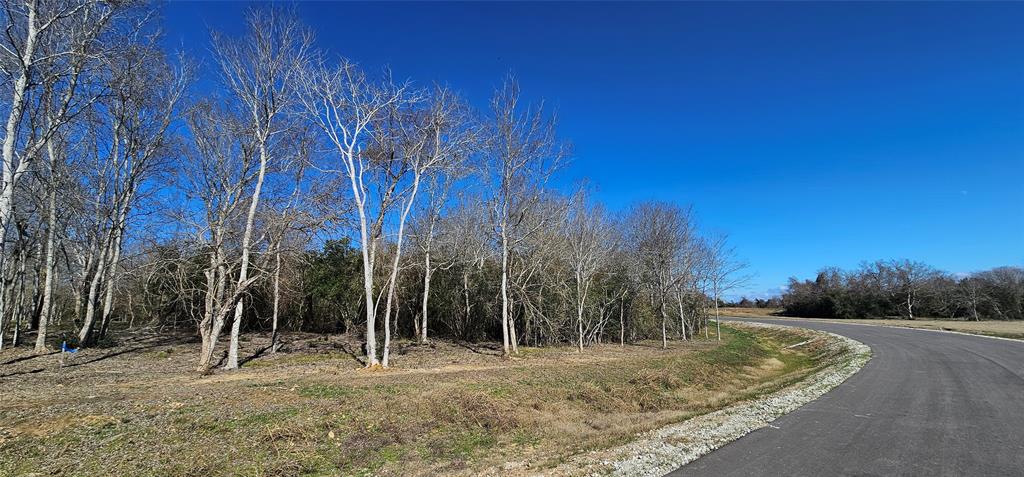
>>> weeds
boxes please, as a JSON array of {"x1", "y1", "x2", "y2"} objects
[{"x1": 0, "y1": 326, "x2": 826, "y2": 476}]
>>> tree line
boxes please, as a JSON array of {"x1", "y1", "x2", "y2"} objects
[
  {"x1": 782, "y1": 260, "x2": 1024, "y2": 321},
  {"x1": 0, "y1": 3, "x2": 748, "y2": 370}
]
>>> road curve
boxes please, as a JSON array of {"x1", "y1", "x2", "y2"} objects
[{"x1": 670, "y1": 318, "x2": 1024, "y2": 477}]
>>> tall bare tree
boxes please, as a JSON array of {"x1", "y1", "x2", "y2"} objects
[
  {"x1": 184, "y1": 103, "x2": 256, "y2": 371},
  {"x1": 564, "y1": 189, "x2": 614, "y2": 352},
  {"x1": 626, "y1": 202, "x2": 694, "y2": 348},
  {"x1": 0, "y1": 0, "x2": 125, "y2": 344},
  {"x1": 75, "y1": 37, "x2": 188, "y2": 346},
  {"x1": 483, "y1": 77, "x2": 567, "y2": 357},
  {"x1": 705, "y1": 233, "x2": 748, "y2": 339},
  {"x1": 211, "y1": 8, "x2": 312, "y2": 369},
  {"x1": 300, "y1": 57, "x2": 411, "y2": 367},
  {"x1": 375, "y1": 87, "x2": 474, "y2": 367}
]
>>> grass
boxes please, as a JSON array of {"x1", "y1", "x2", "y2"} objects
[
  {"x1": 720, "y1": 307, "x2": 1024, "y2": 340},
  {"x1": 0, "y1": 325, "x2": 833, "y2": 476}
]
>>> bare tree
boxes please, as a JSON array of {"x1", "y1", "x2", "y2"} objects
[
  {"x1": 300, "y1": 56, "x2": 411, "y2": 367},
  {"x1": 625, "y1": 202, "x2": 694, "y2": 348},
  {"x1": 32, "y1": 128, "x2": 64, "y2": 351},
  {"x1": 564, "y1": 189, "x2": 614, "y2": 352},
  {"x1": 184, "y1": 103, "x2": 256, "y2": 371},
  {"x1": 705, "y1": 233, "x2": 749, "y2": 339},
  {"x1": 888, "y1": 259, "x2": 939, "y2": 321},
  {"x1": 211, "y1": 8, "x2": 312, "y2": 369},
  {"x1": 408, "y1": 91, "x2": 475, "y2": 344},
  {"x1": 482, "y1": 77, "x2": 567, "y2": 357},
  {"x1": 75, "y1": 37, "x2": 188, "y2": 346},
  {"x1": 376, "y1": 87, "x2": 473, "y2": 367},
  {"x1": 0, "y1": 0, "x2": 124, "y2": 344},
  {"x1": 410, "y1": 175, "x2": 452, "y2": 344}
]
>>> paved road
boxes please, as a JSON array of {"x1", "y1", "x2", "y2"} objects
[{"x1": 671, "y1": 318, "x2": 1024, "y2": 477}]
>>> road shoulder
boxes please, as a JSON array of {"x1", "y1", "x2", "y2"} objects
[{"x1": 548, "y1": 321, "x2": 871, "y2": 477}]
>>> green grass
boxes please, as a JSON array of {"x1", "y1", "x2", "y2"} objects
[{"x1": 298, "y1": 383, "x2": 361, "y2": 399}]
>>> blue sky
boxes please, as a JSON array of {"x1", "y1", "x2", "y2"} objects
[{"x1": 163, "y1": 2, "x2": 1024, "y2": 298}]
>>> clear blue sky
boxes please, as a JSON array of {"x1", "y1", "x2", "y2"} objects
[{"x1": 163, "y1": 2, "x2": 1024, "y2": 298}]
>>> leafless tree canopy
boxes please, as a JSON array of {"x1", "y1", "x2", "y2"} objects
[
  {"x1": 0, "y1": 3, "x2": 1013, "y2": 374},
  {"x1": 783, "y1": 260, "x2": 1023, "y2": 321}
]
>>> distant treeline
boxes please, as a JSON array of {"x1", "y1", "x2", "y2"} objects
[
  {"x1": 726, "y1": 297, "x2": 783, "y2": 309},
  {"x1": 780, "y1": 260, "x2": 1023, "y2": 321}
]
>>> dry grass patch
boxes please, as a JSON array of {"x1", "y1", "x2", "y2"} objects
[
  {"x1": 0, "y1": 326, "x2": 828, "y2": 476},
  {"x1": 717, "y1": 307, "x2": 784, "y2": 318},
  {"x1": 721, "y1": 308, "x2": 1024, "y2": 340},
  {"x1": 832, "y1": 318, "x2": 1024, "y2": 339}
]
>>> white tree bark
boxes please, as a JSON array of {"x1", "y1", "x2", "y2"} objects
[
  {"x1": 500, "y1": 227, "x2": 511, "y2": 356},
  {"x1": 224, "y1": 144, "x2": 267, "y2": 370},
  {"x1": 271, "y1": 251, "x2": 282, "y2": 352},
  {"x1": 34, "y1": 140, "x2": 58, "y2": 351},
  {"x1": 420, "y1": 249, "x2": 431, "y2": 344}
]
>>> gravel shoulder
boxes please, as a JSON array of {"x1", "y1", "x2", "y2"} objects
[{"x1": 547, "y1": 321, "x2": 871, "y2": 477}]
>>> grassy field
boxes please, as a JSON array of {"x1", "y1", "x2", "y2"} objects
[
  {"x1": 719, "y1": 307, "x2": 1024, "y2": 340},
  {"x1": 717, "y1": 307, "x2": 785, "y2": 318},
  {"x1": 0, "y1": 324, "x2": 835, "y2": 476}
]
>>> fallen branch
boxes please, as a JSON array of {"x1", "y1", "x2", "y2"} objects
[{"x1": 785, "y1": 338, "x2": 819, "y2": 349}]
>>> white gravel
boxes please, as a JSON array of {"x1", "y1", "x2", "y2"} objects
[{"x1": 551, "y1": 321, "x2": 871, "y2": 477}]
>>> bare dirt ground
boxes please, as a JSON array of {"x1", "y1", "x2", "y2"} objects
[
  {"x1": 0, "y1": 326, "x2": 829, "y2": 476},
  {"x1": 719, "y1": 307, "x2": 1024, "y2": 340}
]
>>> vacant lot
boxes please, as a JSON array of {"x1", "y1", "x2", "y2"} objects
[
  {"x1": 718, "y1": 307, "x2": 785, "y2": 318},
  {"x1": 720, "y1": 308, "x2": 1024, "y2": 340},
  {"x1": 0, "y1": 325, "x2": 837, "y2": 476}
]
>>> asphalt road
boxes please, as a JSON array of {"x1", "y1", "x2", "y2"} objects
[{"x1": 671, "y1": 318, "x2": 1024, "y2": 477}]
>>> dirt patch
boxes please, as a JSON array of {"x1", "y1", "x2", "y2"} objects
[{"x1": 3, "y1": 414, "x2": 121, "y2": 443}]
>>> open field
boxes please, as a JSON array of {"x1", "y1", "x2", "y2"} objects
[
  {"x1": 717, "y1": 307, "x2": 785, "y2": 318},
  {"x1": 0, "y1": 325, "x2": 834, "y2": 476},
  {"x1": 720, "y1": 307, "x2": 1024, "y2": 340}
]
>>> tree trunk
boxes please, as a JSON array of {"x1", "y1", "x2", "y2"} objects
[
  {"x1": 619, "y1": 301, "x2": 625, "y2": 346},
  {"x1": 225, "y1": 143, "x2": 269, "y2": 370},
  {"x1": 198, "y1": 247, "x2": 228, "y2": 371},
  {"x1": 420, "y1": 251, "x2": 430, "y2": 344},
  {"x1": 271, "y1": 250, "x2": 281, "y2": 353},
  {"x1": 354, "y1": 190, "x2": 379, "y2": 367},
  {"x1": 98, "y1": 221, "x2": 125, "y2": 340},
  {"x1": 382, "y1": 288, "x2": 393, "y2": 368},
  {"x1": 509, "y1": 308, "x2": 519, "y2": 355},
  {"x1": 715, "y1": 291, "x2": 721, "y2": 341},
  {"x1": 10, "y1": 246, "x2": 27, "y2": 347},
  {"x1": 28, "y1": 239, "x2": 42, "y2": 332},
  {"x1": 381, "y1": 176, "x2": 420, "y2": 368},
  {"x1": 79, "y1": 232, "x2": 113, "y2": 346},
  {"x1": 577, "y1": 303, "x2": 584, "y2": 353},
  {"x1": 500, "y1": 228, "x2": 510, "y2": 357},
  {"x1": 0, "y1": 5, "x2": 39, "y2": 329},
  {"x1": 676, "y1": 291, "x2": 688, "y2": 341},
  {"x1": 35, "y1": 168, "x2": 58, "y2": 351},
  {"x1": 197, "y1": 251, "x2": 218, "y2": 369},
  {"x1": 462, "y1": 269, "x2": 472, "y2": 337},
  {"x1": 660, "y1": 298, "x2": 668, "y2": 349}
]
